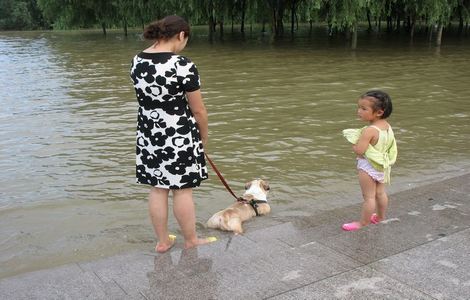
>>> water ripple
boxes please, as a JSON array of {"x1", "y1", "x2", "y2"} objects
[{"x1": 1, "y1": 31, "x2": 470, "y2": 212}]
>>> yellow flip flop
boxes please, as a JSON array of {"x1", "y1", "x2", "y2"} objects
[
  {"x1": 206, "y1": 236, "x2": 217, "y2": 243},
  {"x1": 155, "y1": 234, "x2": 177, "y2": 253}
]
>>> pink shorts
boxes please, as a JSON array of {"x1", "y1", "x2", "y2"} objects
[{"x1": 357, "y1": 158, "x2": 384, "y2": 183}]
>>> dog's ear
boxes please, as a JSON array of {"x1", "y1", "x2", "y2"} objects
[
  {"x1": 244, "y1": 182, "x2": 252, "y2": 190},
  {"x1": 261, "y1": 180, "x2": 270, "y2": 191}
]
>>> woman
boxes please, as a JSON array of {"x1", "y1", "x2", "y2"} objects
[{"x1": 130, "y1": 15, "x2": 213, "y2": 252}]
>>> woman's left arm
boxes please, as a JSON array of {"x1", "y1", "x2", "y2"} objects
[{"x1": 186, "y1": 90, "x2": 208, "y2": 147}]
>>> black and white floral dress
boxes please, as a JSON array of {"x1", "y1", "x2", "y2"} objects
[{"x1": 130, "y1": 52, "x2": 208, "y2": 189}]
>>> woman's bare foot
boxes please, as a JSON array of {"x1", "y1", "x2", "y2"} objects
[
  {"x1": 184, "y1": 237, "x2": 217, "y2": 249},
  {"x1": 155, "y1": 235, "x2": 176, "y2": 253}
]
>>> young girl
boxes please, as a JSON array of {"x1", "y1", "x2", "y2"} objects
[{"x1": 342, "y1": 90, "x2": 397, "y2": 231}]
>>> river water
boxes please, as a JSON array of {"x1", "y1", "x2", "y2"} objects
[{"x1": 1, "y1": 29, "x2": 469, "y2": 278}]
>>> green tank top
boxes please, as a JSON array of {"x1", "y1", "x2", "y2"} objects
[{"x1": 342, "y1": 125, "x2": 398, "y2": 183}]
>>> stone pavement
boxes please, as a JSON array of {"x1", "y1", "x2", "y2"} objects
[{"x1": 1, "y1": 173, "x2": 469, "y2": 300}]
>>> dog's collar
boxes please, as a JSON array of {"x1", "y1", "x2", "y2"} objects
[{"x1": 238, "y1": 198, "x2": 267, "y2": 216}]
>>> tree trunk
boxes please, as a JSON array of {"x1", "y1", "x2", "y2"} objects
[
  {"x1": 123, "y1": 19, "x2": 128, "y2": 37},
  {"x1": 328, "y1": 20, "x2": 333, "y2": 36},
  {"x1": 231, "y1": 14, "x2": 234, "y2": 33},
  {"x1": 241, "y1": 0, "x2": 246, "y2": 33},
  {"x1": 351, "y1": 24, "x2": 358, "y2": 50},
  {"x1": 101, "y1": 22, "x2": 107, "y2": 36},
  {"x1": 219, "y1": 21, "x2": 224, "y2": 39},
  {"x1": 428, "y1": 24, "x2": 433, "y2": 42},
  {"x1": 208, "y1": 0, "x2": 215, "y2": 41},
  {"x1": 408, "y1": 15, "x2": 415, "y2": 41},
  {"x1": 296, "y1": 10, "x2": 299, "y2": 30},
  {"x1": 276, "y1": 18, "x2": 284, "y2": 37},
  {"x1": 436, "y1": 23, "x2": 443, "y2": 46},
  {"x1": 387, "y1": 16, "x2": 392, "y2": 32},
  {"x1": 367, "y1": 10, "x2": 372, "y2": 31},
  {"x1": 208, "y1": 19, "x2": 215, "y2": 42},
  {"x1": 272, "y1": 7, "x2": 277, "y2": 34},
  {"x1": 270, "y1": 0, "x2": 285, "y2": 37},
  {"x1": 291, "y1": 0, "x2": 295, "y2": 35},
  {"x1": 458, "y1": 6, "x2": 464, "y2": 35},
  {"x1": 396, "y1": 14, "x2": 400, "y2": 32}
]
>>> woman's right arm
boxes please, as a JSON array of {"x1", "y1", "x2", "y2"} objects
[{"x1": 186, "y1": 89, "x2": 208, "y2": 147}]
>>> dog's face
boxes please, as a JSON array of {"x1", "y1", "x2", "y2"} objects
[{"x1": 242, "y1": 179, "x2": 270, "y2": 201}]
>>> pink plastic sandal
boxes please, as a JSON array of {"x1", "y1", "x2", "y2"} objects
[
  {"x1": 370, "y1": 214, "x2": 380, "y2": 224},
  {"x1": 342, "y1": 222, "x2": 362, "y2": 231}
]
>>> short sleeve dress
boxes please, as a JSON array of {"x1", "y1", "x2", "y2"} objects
[{"x1": 130, "y1": 52, "x2": 208, "y2": 189}]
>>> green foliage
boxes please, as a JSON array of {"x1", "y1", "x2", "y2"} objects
[
  {"x1": 299, "y1": 0, "x2": 323, "y2": 22},
  {"x1": 322, "y1": 0, "x2": 369, "y2": 30},
  {"x1": 0, "y1": 0, "x2": 45, "y2": 30},
  {"x1": 2, "y1": 0, "x2": 469, "y2": 35},
  {"x1": 422, "y1": 0, "x2": 458, "y2": 23}
]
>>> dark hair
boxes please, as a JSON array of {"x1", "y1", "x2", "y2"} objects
[
  {"x1": 361, "y1": 90, "x2": 393, "y2": 119},
  {"x1": 143, "y1": 15, "x2": 190, "y2": 40}
]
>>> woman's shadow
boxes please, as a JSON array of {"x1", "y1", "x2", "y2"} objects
[{"x1": 145, "y1": 248, "x2": 218, "y2": 299}]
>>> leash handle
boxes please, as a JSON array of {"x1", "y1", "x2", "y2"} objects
[{"x1": 204, "y1": 153, "x2": 240, "y2": 201}]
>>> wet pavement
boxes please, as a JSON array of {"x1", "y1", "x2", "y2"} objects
[{"x1": 1, "y1": 173, "x2": 469, "y2": 299}]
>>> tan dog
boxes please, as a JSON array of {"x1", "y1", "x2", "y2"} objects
[{"x1": 206, "y1": 179, "x2": 271, "y2": 234}]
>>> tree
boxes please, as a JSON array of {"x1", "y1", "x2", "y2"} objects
[
  {"x1": 422, "y1": 0, "x2": 459, "y2": 45},
  {"x1": 322, "y1": 0, "x2": 368, "y2": 48},
  {"x1": 287, "y1": 0, "x2": 306, "y2": 35},
  {"x1": 298, "y1": 0, "x2": 322, "y2": 33},
  {"x1": 89, "y1": 0, "x2": 118, "y2": 35},
  {"x1": 455, "y1": 0, "x2": 470, "y2": 34},
  {"x1": 266, "y1": 0, "x2": 287, "y2": 37},
  {"x1": 0, "y1": 0, "x2": 33, "y2": 30},
  {"x1": 3, "y1": 0, "x2": 468, "y2": 45},
  {"x1": 37, "y1": 0, "x2": 94, "y2": 29},
  {"x1": 403, "y1": 0, "x2": 426, "y2": 40},
  {"x1": 115, "y1": 0, "x2": 133, "y2": 36}
]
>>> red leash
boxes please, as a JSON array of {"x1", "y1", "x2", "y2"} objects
[{"x1": 204, "y1": 153, "x2": 242, "y2": 201}]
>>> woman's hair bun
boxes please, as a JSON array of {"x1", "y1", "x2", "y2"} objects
[
  {"x1": 143, "y1": 23, "x2": 161, "y2": 40},
  {"x1": 143, "y1": 15, "x2": 190, "y2": 41}
]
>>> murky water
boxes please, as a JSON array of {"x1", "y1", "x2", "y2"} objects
[{"x1": 1, "y1": 29, "x2": 469, "y2": 278}]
